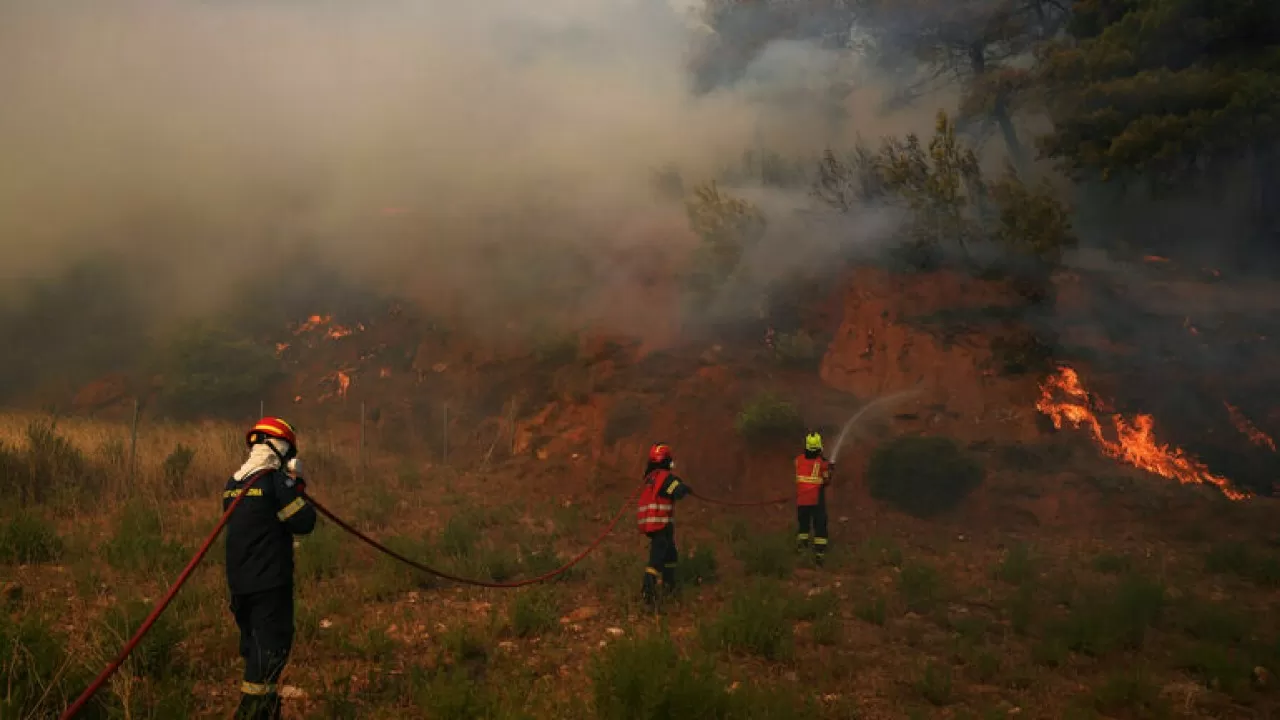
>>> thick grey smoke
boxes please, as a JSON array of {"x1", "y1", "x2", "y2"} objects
[{"x1": 0, "y1": 0, "x2": 931, "y2": 335}]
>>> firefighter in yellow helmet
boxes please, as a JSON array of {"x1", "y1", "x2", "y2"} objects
[{"x1": 795, "y1": 431, "x2": 833, "y2": 565}]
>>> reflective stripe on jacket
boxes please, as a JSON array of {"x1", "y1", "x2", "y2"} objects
[
  {"x1": 795, "y1": 455, "x2": 830, "y2": 506},
  {"x1": 638, "y1": 469, "x2": 677, "y2": 533}
]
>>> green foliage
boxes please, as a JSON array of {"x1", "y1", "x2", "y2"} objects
[
  {"x1": 441, "y1": 511, "x2": 481, "y2": 558},
  {"x1": 592, "y1": 632, "x2": 729, "y2": 720},
  {"x1": 0, "y1": 513, "x2": 63, "y2": 564},
  {"x1": 296, "y1": 522, "x2": 347, "y2": 582},
  {"x1": 679, "y1": 545, "x2": 719, "y2": 586},
  {"x1": 0, "y1": 420, "x2": 91, "y2": 507},
  {"x1": 1039, "y1": 0, "x2": 1280, "y2": 184},
  {"x1": 684, "y1": 181, "x2": 766, "y2": 299},
  {"x1": 995, "y1": 543, "x2": 1036, "y2": 585},
  {"x1": 162, "y1": 443, "x2": 196, "y2": 495},
  {"x1": 734, "y1": 393, "x2": 804, "y2": 442},
  {"x1": 102, "y1": 599, "x2": 184, "y2": 680},
  {"x1": 154, "y1": 321, "x2": 281, "y2": 420},
  {"x1": 915, "y1": 662, "x2": 955, "y2": 706},
  {"x1": 770, "y1": 330, "x2": 825, "y2": 369},
  {"x1": 102, "y1": 500, "x2": 188, "y2": 575},
  {"x1": 855, "y1": 591, "x2": 889, "y2": 626},
  {"x1": 1090, "y1": 668, "x2": 1169, "y2": 716},
  {"x1": 867, "y1": 435, "x2": 985, "y2": 517},
  {"x1": 733, "y1": 531, "x2": 794, "y2": 579},
  {"x1": 0, "y1": 612, "x2": 94, "y2": 718},
  {"x1": 1051, "y1": 575, "x2": 1166, "y2": 657},
  {"x1": 411, "y1": 665, "x2": 499, "y2": 720},
  {"x1": 1205, "y1": 541, "x2": 1280, "y2": 586},
  {"x1": 898, "y1": 561, "x2": 944, "y2": 613},
  {"x1": 701, "y1": 581, "x2": 795, "y2": 660},
  {"x1": 510, "y1": 589, "x2": 560, "y2": 638}
]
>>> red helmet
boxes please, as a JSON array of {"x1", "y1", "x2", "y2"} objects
[
  {"x1": 247, "y1": 416, "x2": 297, "y2": 449},
  {"x1": 648, "y1": 443, "x2": 673, "y2": 464}
]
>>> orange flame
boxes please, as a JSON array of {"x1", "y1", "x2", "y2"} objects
[
  {"x1": 275, "y1": 342, "x2": 291, "y2": 356},
  {"x1": 1036, "y1": 366, "x2": 1249, "y2": 500},
  {"x1": 295, "y1": 314, "x2": 331, "y2": 334},
  {"x1": 335, "y1": 371, "x2": 351, "y2": 397},
  {"x1": 326, "y1": 325, "x2": 353, "y2": 339},
  {"x1": 1224, "y1": 402, "x2": 1276, "y2": 452}
]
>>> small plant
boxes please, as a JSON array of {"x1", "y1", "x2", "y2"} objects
[
  {"x1": 678, "y1": 546, "x2": 718, "y2": 586},
  {"x1": 734, "y1": 531, "x2": 794, "y2": 579},
  {"x1": 995, "y1": 543, "x2": 1035, "y2": 585},
  {"x1": 915, "y1": 662, "x2": 955, "y2": 706},
  {"x1": 102, "y1": 500, "x2": 188, "y2": 575},
  {"x1": 0, "y1": 612, "x2": 90, "y2": 718},
  {"x1": 868, "y1": 435, "x2": 984, "y2": 517},
  {"x1": 1008, "y1": 584, "x2": 1035, "y2": 636},
  {"x1": 440, "y1": 511, "x2": 480, "y2": 558},
  {"x1": 858, "y1": 535, "x2": 904, "y2": 568},
  {"x1": 1205, "y1": 541, "x2": 1280, "y2": 587},
  {"x1": 411, "y1": 665, "x2": 498, "y2": 720},
  {"x1": 1091, "y1": 668, "x2": 1169, "y2": 715},
  {"x1": 855, "y1": 591, "x2": 889, "y2": 626},
  {"x1": 898, "y1": 562, "x2": 944, "y2": 613},
  {"x1": 592, "y1": 631, "x2": 730, "y2": 720},
  {"x1": 161, "y1": 443, "x2": 196, "y2": 494},
  {"x1": 0, "y1": 514, "x2": 63, "y2": 564},
  {"x1": 734, "y1": 393, "x2": 805, "y2": 441},
  {"x1": 701, "y1": 581, "x2": 794, "y2": 660},
  {"x1": 510, "y1": 589, "x2": 560, "y2": 638},
  {"x1": 1176, "y1": 643, "x2": 1253, "y2": 696},
  {"x1": 296, "y1": 522, "x2": 347, "y2": 582},
  {"x1": 811, "y1": 613, "x2": 841, "y2": 646},
  {"x1": 1053, "y1": 575, "x2": 1166, "y2": 657},
  {"x1": 102, "y1": 599, "x2": 184, "y2": 680},
  {"x1": 771, "y1": 330, "x2": 825, "y2": 369}
]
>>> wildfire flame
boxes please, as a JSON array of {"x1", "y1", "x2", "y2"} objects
[
  {"x1": 295, "y1": 315, "x2": 331, "y2": 334},
  {"x1": 1036, "y1": 366, "x2": 1249, "y2": 500},
  {"x1": 335, "y1": 371, "x2": 351, "y2": 397},
  {"x1": 275, "y1": 342, "x2": 291, "y2": 356},
  {"x1": 326, "y1": 325, "x2": 354, "y2": 339},
  {"x1": 1224, "y1": 402, "x2": 1276, "y2": 452}
]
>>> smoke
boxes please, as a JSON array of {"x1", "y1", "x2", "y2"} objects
[{"x1": 0, "y1": 0, "x2": 928, "y2": 340}]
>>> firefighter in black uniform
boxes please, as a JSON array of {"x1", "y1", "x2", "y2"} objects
[
  {"x1": 223, "y1": 416, "x2": 316, "y2": 720},
  {"x1": 637, "y1": 443, "x2": 692, "y2": 609}
]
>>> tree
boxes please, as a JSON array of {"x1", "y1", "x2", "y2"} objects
[
  {"x1": 853, "y1": 0, "x2": 1069, "y2": 171},
  {"x1": 1038, "y1": 0, "x2": 1280, "y2": 239},
  {"x1": 153, "y1": 322, "x2": 282, "y2": 420}
]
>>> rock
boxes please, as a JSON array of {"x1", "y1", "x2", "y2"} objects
[
  {"x1": 320, "y1": 619, "x2": 333, "y2": 630},
  {"x1": 279, "y1": 686, "x2": 306, "y2": 700},
  {"x1": 838, "y1": 516, "x2": 850, "y2": 523},
  {"x1": 606, "y1": 627, "x2": 625, "y2": 637}
]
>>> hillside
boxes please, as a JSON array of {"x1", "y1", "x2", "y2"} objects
[{"x1": 5, "y1": 259, "x2": 1280, "y2": 719}]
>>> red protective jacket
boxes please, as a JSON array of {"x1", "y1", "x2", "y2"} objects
[
  {"x1": 794, "y1": 454, "x2": 831, "y2": 507},
  {"x1": 637, "y1": 469, "x2": 688, "y2": 534}
]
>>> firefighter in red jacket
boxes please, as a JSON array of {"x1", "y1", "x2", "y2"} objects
[
  {"x1": 223, "y1": 417, "x2": 316, "y2": 720},
  {"x1": 796, "y1": 431, "x2": 833, "y2": 565},
  {"x1": 637, "y1": 443, "x2": 691, "y2": 608}
]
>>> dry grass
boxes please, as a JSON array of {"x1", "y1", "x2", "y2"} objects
[{"x1": 3, "y1": 411, "x2": 1280, "y2": 719}]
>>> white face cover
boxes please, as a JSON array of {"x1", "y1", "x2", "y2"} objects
[{"x1": 287, "y1": 458, "x2": 301, "y2": 476}]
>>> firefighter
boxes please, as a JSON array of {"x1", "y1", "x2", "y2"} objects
[
  {"x1": 223, "y1": 417, "x2": 317, "y2": 720},
  {"x1": 637, "y1": 442, "x2": 692, "y2": 609},
  {"x1": 795, "y1": 431, "x2": 833, "y2": 565}
]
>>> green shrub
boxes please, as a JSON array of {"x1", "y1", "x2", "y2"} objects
[
  {"x1": 701, "y1": 581, "x2": 794, "y2": 660},
  {"x1": 995, "y1": 543, "x2": 1036, "y2": 585},
  {"x1": 365, "y1": 534, "x2": 438, "y2": 600},
  {"x1": 898, "y1": 562, "x2": 944, "y2": 613},
  {"x1": 0, "y1": 514, "x2": 63, "y2": 564},
  {"x1": 1090, "y1": 668, "x2": 1168, "y2": 715},
  {"x1": 161, "y1": 443, "x2": 196, "y2": 495},
  {"x1": 1176, "y1": 643, "x2": 1253, "y2": 696},
  {"x1": 915, "y1": 662, "x2": 955, "y2": 706},
  {"x1": 771, "y1": 331, "x2": 825, "y2": 369},
  {"x1": 411, "y1": 665, "x2": 498, "y2": 720},
  {"x1": 734, "y1": 393, "x2": 805, "y2": 441},
  {"x1": 1205, "y1": 541, "x2": 1280, "y2": 586},
  {"x1": 734, "y1": 532, "x2": 794, "y2": 579},
  {"x1": 510, "y1": 589, "x2": 560, "y2": 638},
  {"x1": 855, "y1": 591, "x2": 889, "y2": 626},
  {"x1": 296, "y1": 522, "x2": 346, "y2": 582},
  {"x1": 0, "y1": 421, "x2": 90, "y2": 506},
  {"x1": 1052, "y1": 575, "x2": 1166, "y2": 657},
  {"x1": 153, "y1": 321, "x2": 281, "y2": 419},
  {"x1": 679, "y1": 546, "x2": 718, "y2": 586},
  {"x1": 0, "y1": 612, "x2": 94, "y2": 718},
  {"x1": 101, "y1": 599, "x2": 184, "y2": 680},
  {"x1": 868, "y1": 436, "x2": 984, "y2": 517},
  {"x1": 102, "y1": 500, "x2": 188, "y2": 575},
  {"x1": 440, "y1": 512, "x2": 480, "y2": 557},
  {"x1": 592, "y1": 632, "x2": 730, "y2": 720}
]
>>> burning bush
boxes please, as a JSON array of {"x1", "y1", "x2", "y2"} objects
[{"x1": 867, "y1": 435, "x2": 985, "y2": 517}]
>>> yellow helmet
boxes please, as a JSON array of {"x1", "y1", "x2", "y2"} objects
[{"x1": 805, "y1": 432, "x2": 823, "y2": 452}]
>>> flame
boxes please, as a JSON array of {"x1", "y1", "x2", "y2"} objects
[
  {"x1": 1143, "y1": 255, "x2": 1170, "y2": 263},
  {"x1": 1036, "y1": 366, "x2": 1249, "y2": 500},
  {"x1": 379, "y1": 367, "x2": 392, "y2": 378},
  {"x1": 1224, "y1": 402, "x2": 1276, "y2": 452},
  {"x1": 326, "y1": 325, "x2": 353, "y2": 339},
  {"x1": 275, "y1": 342, "x2": 291, "y2": 356},
  {"x1": 335, "y1": 371, "x2": 351, "y2": 397},
  {"x1": 295, "y1": 314, "x2": 331, "y2": 334}
]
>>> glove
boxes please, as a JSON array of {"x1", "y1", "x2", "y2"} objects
[{"x1": 285, "y1": 458, "x2": 307, "y2": 492}]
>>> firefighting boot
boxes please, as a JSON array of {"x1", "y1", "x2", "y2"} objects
[
  {"x1": 796, "y1": 533, "x2": 810, "y2": 552},
  {"x1": 234, "y1": 693, "x2": 275, "y2": 720},
  {"x1": 641, "y1": 569, "x2": 660, "y2": 609},
  {"x1": 813, "y1": 538, "x2": 828, "y2": 567},
  {"x1": 661, "y1": 563, "x2": 679, "y2": 600}
]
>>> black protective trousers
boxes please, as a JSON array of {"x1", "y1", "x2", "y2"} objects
[
  {"x1": 231, "y1": 585, "x2": 295, "y2": 720},
  {"x1": 642, "y1": 525, "x2": 679, "y2": 603},
  {"x1": 796, "y1": 489, "x2": 829, "y2": 559}
]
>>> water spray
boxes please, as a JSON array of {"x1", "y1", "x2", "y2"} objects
[{"x1": 829, "y1": 387, "x2": 924, "y2": 463}]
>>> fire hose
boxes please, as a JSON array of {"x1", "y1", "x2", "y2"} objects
[{"x1": 61, "y1": 479, "x2": 790, "y2": 717}]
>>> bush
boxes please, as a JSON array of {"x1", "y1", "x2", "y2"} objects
[
  {"x1": 296, "y1": 522, "x2": 347, "y2": 582},
  {"x1": 440, "y1": 512, "x2": 481, "y2": 558},
  {"x1": 1205, "y1": 541, "x2": 1280, "y2": 587},
  {"x1": 867, "y1": 436, "x2": 984, "y2": 517},
  {"x1": 510, "y1": 589, "x2": 560, "y2": 638},
  {"x1": 102, "y1": 500, "x2": 188, "y2": 575},
  {"x1": 734, "y1": 393, "x2": 805, "y2": 441},
  {"x1": 995, "y1": 543, "x2": 1036, "y2": 585},
  {"x1": 915, "y1": 662, "x2": 955, "y2": 706},
  {"x1": 101, "y1": 599, "x2": 184, "y2": 680},
  {"x1": 161, "y1": 443, "x2": 196, "y2": 495},
  {"x1": 771, "y1": 330, "x2": 825, "y2": 369},
  {"x1": 411, "y1": 665, "x2": 498, "y2": 720},
  {"x1": 1051, "y1": 575, "x2": 1166, "y2": 657},
  {"x1": 679, "y1": 546, "x2": 718, "y2": 586},
  {"x1": 701, "y1": 581, "x2": 794, "y2": 660},
  {"x1": 592, "y1": 632, "x2": 729, "y2": 720},
  {"x1": 898, "y1": 562, "x2": 944, "y2": 613},
  {"x1": 0, "y1": 514, "x2": 63, "y2": 564},
  {"x1": 733, "y1": 532, "x2": 794, "y2": 579},
  {"x1": 0, "y1": 612, "x2": 93, "y2": 718}
]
